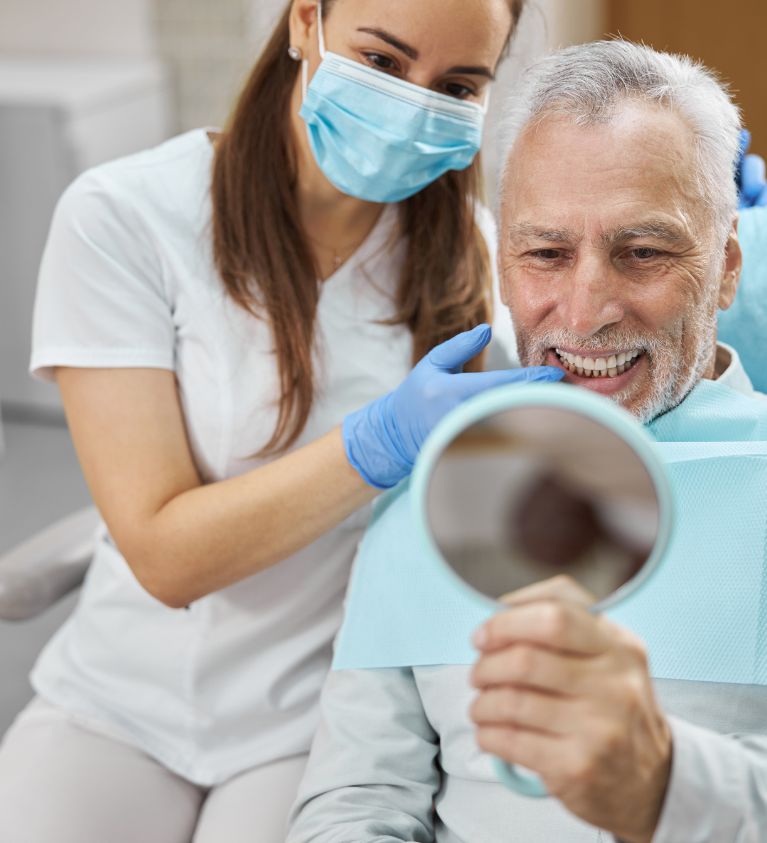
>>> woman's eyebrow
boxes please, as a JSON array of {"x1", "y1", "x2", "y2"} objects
[
  {"x1": 356, "y1": 27, "x2": 419, "y2": 60},
  {"x1": 446, "y1": 65, "x2": 495, "y2": 80},
  {"x1": 356, "y1": 28, "x2": 495, "y2": 79}
]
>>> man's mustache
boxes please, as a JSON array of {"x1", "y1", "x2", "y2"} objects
[{"x1": 523, "y1": 328, "x2": 667, "y2": 359}]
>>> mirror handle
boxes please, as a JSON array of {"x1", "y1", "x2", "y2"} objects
[{"x1": 492, "y1": 757, "x2": 548, "y2": 798}]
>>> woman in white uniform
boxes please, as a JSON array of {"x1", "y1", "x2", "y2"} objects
[{"x1": 0, "y1": 1, "x2": 562, "y2": 841}]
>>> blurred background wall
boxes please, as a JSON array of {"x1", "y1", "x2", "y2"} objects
[
  {"x1": 608, "y1": 0, "x2": 766, "y2": 154},
  {"x1": 0, "y1": 0, "x2": 610, "y2": 172},
  {"x1": 1, "y1": 0, "x2": 763, "y2": 156}
]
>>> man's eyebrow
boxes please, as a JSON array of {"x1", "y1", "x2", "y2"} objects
[
  {"x1": 602, "y1": 221, "x2": 690, "y2": 246},
  {"x1": 356, "y1": 27, "x2": 419, "y2": 60},
  {"x1": 507, "y1": 223, "x2": 579, "y2": 243}
]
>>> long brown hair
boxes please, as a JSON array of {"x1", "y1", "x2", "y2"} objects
[{"x1": 211, "y1": 0, "x2": 525, "y2": 455}]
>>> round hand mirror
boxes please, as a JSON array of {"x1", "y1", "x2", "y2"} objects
[{"x1": 411, "y1": 383, "x2": 672, "y2": 797}]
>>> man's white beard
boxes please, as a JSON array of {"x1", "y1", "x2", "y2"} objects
[{"x1": 515, "y1": 296, "x2": 719, "y2": 423}]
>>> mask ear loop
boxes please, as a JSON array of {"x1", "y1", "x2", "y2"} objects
[
  {"x1": 479, "y1": 87, "x2": 491, "y2": 115},
  {"x1": 302, "y1": 0, "x2": 326, "y2": 100}
]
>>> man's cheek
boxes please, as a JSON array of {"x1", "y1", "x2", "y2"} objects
[{"x1": 512, "y1": 295, "x2": 554, "y2": 341}]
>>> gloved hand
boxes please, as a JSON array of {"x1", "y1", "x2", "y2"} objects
[
  {"x1": 737, "y1": 128, "x2": 767, "y2": 208},
  {"x1": 343, "y1": 324, "x2": 564, "y2": 489}
]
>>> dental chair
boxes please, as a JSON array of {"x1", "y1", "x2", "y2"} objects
[
  {"x1": 1, "y1": 206, "x2": 766, "y2": 625},
  {"x1": 0, "y1": 506, "x2": 101, "y2": 622}
]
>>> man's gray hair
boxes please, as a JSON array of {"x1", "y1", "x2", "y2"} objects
[{"x1": 499, "y1": 40, "x2": 742, "y2": 243}]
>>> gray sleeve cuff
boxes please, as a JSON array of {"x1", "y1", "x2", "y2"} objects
[{"x1": 651, "y1": 716, "x2": 746, "y2": 842}]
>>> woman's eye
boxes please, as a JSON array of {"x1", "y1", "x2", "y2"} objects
[
  {"x1": 363, "y1": 52, "x2": 397, "y2": 72},
  {"x1": 443, "y1": 82, "x2": 476, "y2": 100}
]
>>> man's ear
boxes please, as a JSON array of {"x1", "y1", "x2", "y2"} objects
[
  {"x1": 718, "y1": 217, "x2": 742, "y2": 312},
  {"x1": 288, "y1": 0, "x2": 319, "y2": 57}
]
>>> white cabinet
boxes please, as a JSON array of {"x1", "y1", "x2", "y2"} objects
[{"x1": 0, "y1": 57, "x2": 171, "y2": 417}]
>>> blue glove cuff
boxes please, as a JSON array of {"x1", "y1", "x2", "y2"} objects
[{"x1": 342, "y1": 395, "x2": 412, "y2": 490}]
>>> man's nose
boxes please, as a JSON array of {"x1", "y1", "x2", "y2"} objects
[{"x1": 558, "y1": 254, "x2": 625, "y2": 338}]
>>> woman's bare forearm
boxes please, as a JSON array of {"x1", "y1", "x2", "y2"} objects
[
  {"x1": 56, "y1": 368, "x2": 379, "y2": 608},
  {"x1": 136, "y1": 427, "x2": 377, "y2": 607}
]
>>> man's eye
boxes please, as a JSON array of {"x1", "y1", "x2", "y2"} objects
[
  {"x1": 363, "y1": 52, "x2": 397, "y2": 72},
  {"x1": 530, "y1": 249, "x2": 563, "y2": 260},
  {"x1": 629, "y1": 247, "x2": 660, "y2": 260}
]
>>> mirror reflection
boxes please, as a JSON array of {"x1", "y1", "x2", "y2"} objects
[{"x1": 426, "y1": 405, "x2": 660, "y2": 606}]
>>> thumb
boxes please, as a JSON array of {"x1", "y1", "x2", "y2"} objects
[
  {"x1": 427, "y1": 324, "x2": 492, "y2": 372},
  {"x1": 453, "y1": 365, "x2": 564, "y2": 400}
]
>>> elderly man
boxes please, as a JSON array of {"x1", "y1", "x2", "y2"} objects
[{"x1": 287, "y1": 41, "x2": 766, "y2": 843}]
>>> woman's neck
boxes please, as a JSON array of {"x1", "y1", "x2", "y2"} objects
[{"x1": 288, "y1": 79, "x2": 385, "y2": 277}]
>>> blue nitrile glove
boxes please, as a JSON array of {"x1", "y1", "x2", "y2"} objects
[
  {"x1": 343, "y1": 324, "x2": 564, "y2": 489},
  {"x1": 737, "y1": 129, "x2": 767, "y2": 208}
]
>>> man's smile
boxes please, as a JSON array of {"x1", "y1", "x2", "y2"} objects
[{"x1": 545, "y1": 347, "x2": 647, "y2": 396}]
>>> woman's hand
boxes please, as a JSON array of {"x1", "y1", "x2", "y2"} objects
[
  {"x1": 342, "y1": 324, "x2": 563, "y2": 488},
  {"x1": 737, "y1": 129, "x2": 767, "y2": 208}
]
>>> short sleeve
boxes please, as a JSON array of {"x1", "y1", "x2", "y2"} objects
[{"x1": 30, "y1": 170, "x2": 176, "y2": 382}]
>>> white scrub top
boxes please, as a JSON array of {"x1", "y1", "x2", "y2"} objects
[{"x1": 29, "y1": 128, "x2": 513, "y2": 786}]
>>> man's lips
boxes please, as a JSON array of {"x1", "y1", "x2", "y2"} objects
[{"x1": 545, "y1": 348, "x2": 646, "y2": 395}]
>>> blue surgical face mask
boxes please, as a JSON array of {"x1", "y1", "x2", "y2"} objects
[{"x1": 298, "y1": 4, "x2": 488, "y2": 203}]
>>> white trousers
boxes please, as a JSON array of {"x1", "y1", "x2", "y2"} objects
[{"x1": 0, "y1": 697, "x2": 307, "y2": 843}]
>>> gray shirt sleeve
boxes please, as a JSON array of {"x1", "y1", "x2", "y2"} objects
[
  {"x1": 286, "y1": 668, "x2": 440, "y2": 843},
  {"x1": 651, "y1": 716, "x2": 767, "y2": 842}
]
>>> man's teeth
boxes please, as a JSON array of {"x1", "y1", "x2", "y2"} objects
[{"x1": 554, "y1": 348, "x2": 641, "y2": 378}]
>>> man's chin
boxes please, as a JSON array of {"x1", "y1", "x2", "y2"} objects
[{"x1": 537, "y1": 348, "x2": 677, "y2": 423}]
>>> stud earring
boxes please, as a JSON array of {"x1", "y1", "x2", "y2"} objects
[{"x1": 288, "y1": 46, "x2": 303, "y2": 61}]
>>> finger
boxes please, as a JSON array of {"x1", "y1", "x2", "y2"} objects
[
  {"x1": 427, "y1": 324, "x2": 491, "y2": 372},
  {"x1": 499, "y1": 574, "x2": 597, "y2": 609},
  {"x1": 470, "y1": 641, "x2": 587, "y2": 694},
  {"x1": 475, "y1": 723, "x2": 564, "y2": 776},
  {"x1": 453, "y1": 365, "x2": 564, "y2": 399},
  {"x1": 739, "y1": 127, "x2": 751, "y2": 160},
  {"x1": 741, "y1": 154, "x2": 766, "y2": 203},
  {"x1": 472, "y1": 600, "x2": 609, "y2": 656},
  {"x1": 470, "y1": 686, "x2": 569, "y2": 735}
]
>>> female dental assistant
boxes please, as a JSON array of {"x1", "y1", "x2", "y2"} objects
[{"x1": 0, "y1": 1, "x2": 560, "y2": 841}]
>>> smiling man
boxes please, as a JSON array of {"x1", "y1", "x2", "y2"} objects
[
  {"x1": 500, "y1": 72, "x2": 741, "y2": 422},
  {"x1": 287, "y1": 42, "x2": 767, "y2": 843}
]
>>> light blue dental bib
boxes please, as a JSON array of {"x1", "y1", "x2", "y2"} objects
[{"x1": 333, "y1": 379, "x2": 767, "y2": 686}]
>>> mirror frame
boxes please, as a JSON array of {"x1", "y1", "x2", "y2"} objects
[{"x1": 411, "y1": 383, "x2": 673, "y2": 612}]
